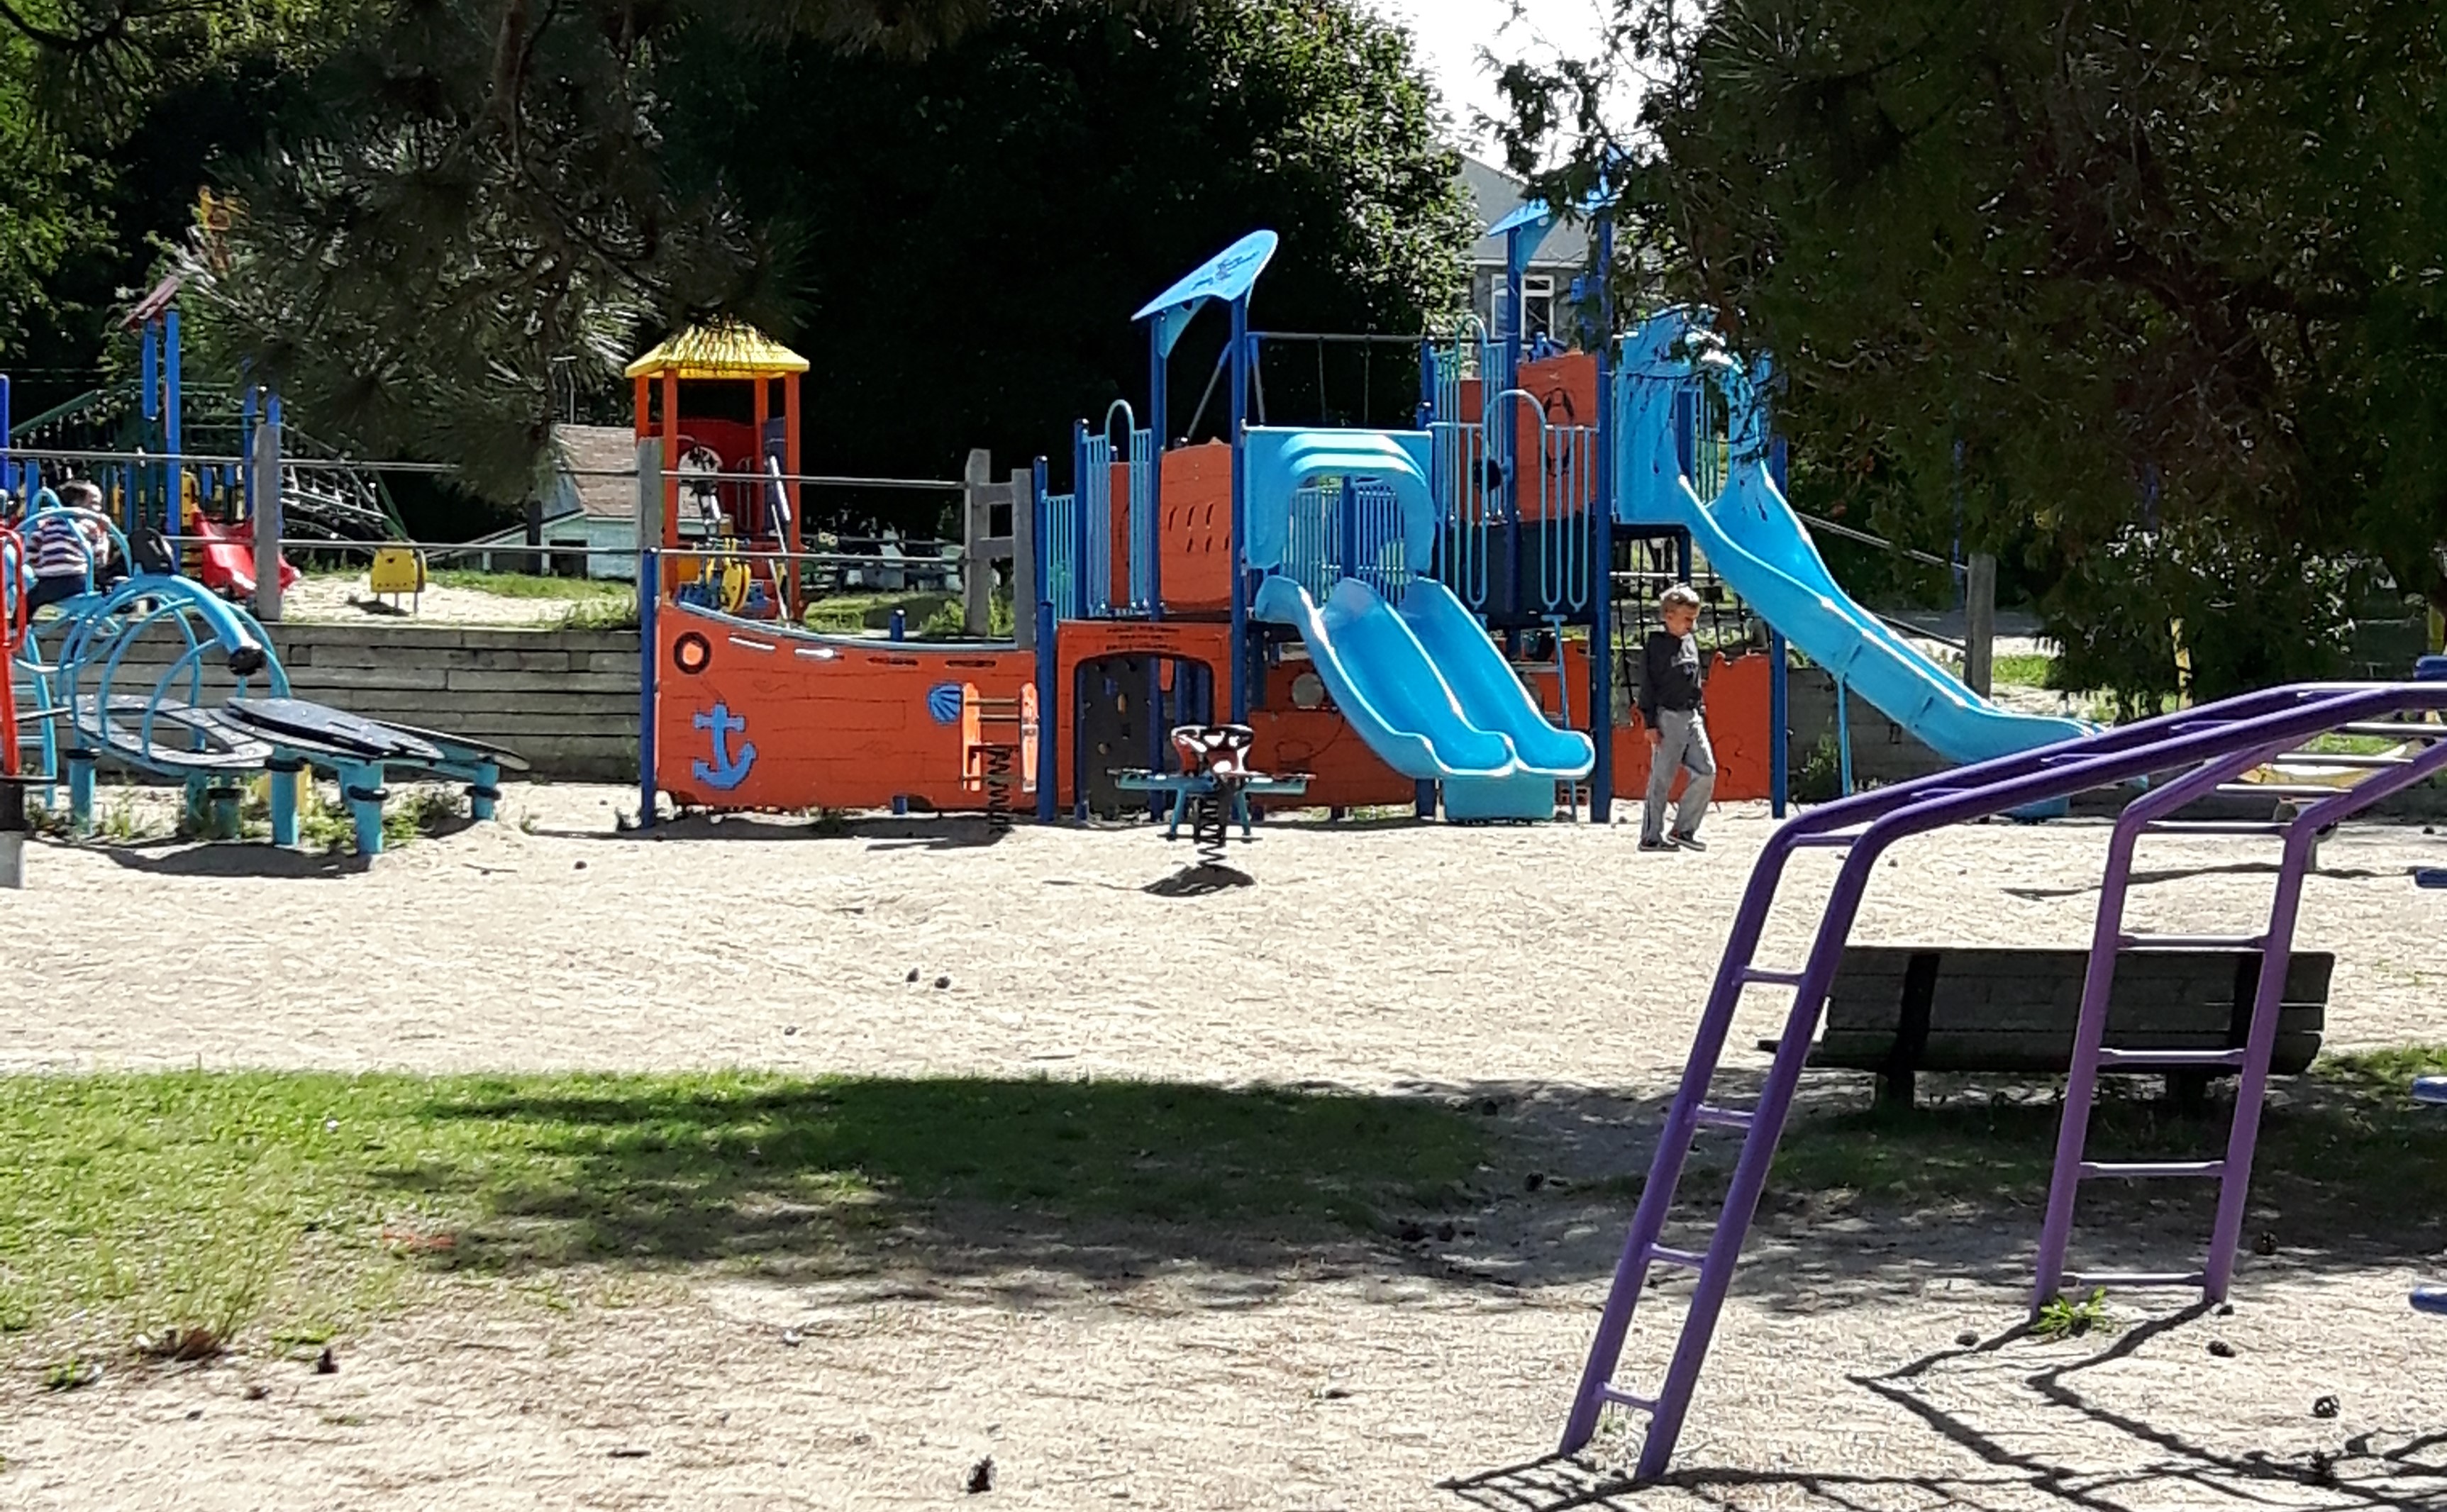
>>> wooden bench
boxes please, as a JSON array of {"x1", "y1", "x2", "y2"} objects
[{"x1": 1790, "y1": 945, "x2": 2331, "y2": 1108}]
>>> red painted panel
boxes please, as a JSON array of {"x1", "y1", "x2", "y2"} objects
[{"x1": 1155, "y1": 443, "x2": 1233, "y2": 613}]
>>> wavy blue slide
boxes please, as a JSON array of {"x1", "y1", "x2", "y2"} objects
[
  {"x1": 1253, "y1": 574, "x2": 1594, "y2": 818},
  {"x1": 1241, "y1": 423, "x2": 1592, "y2": 819}
]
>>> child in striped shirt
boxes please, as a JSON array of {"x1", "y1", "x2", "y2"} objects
[{"x1": 23, "y1": 482, "x2": 121, "y2": 611}]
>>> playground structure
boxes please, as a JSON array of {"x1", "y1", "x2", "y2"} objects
[
  {"x1": 1, "y1": 276, "x2": 404, "y2": 608},
  {"x1": 629, "y1": 322, "x2": 806, "y2": 622},
  {"x1": 1560, "y1": 667, "x2": 2447, "y2": 1481},
  {"x1": 4, "y1": 502, "x2": 522, "y2": 856},
  {"x1": 640, "y1": 211, "x2": 2082, "y2": 827}
]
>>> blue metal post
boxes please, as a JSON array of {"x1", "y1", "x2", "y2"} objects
[
  {"x1": 162, "y1": 306, "x2": 183, "y2": 544},
  {"x1": 1835, "y1": 677, "x2": 1855, "y2": 796},
  {"x1": 1770, "y1": 434, "x2": 1791, "y2": 816},
  {"x1": 1337, "y1": 477, "x2": 1358, "y2": 584},
  {"x1": 1033, "y1": 456, "x2": 1058, "y2": 822},
  {"x1": 0, "y1": 374, "x2": 12, "y2": 501},
  {"x1": 1070, "y1": 420, "x2": 1089, "y2": 618},
  {"x1": 637, "y1": 548, "x2": 659, "y2": 828},
  {"x1": 240, "y1": 380, "x2": 258, "y2": 526},
  {"x1": 1147, "y1": 322, "x2": 1166, "y2": 617},
  {"x1": 140, "y1": 320, "x2": 159, "y2": 423},
  {"x1": 1670, "y1": 387, "x2": 1696, "y2": 584},
  {"x1": 1590, "y1": 213, "x2": 1616, "y2": 824},
  {"x1": 1228, "y1": 294, "x2": 1251, "y2": 721},
  {"x1": 890, "y1": 611, "x2": 909, "y2": 816}
]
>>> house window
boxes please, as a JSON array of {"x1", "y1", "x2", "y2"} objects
[{"x1": 1521, "y1": 275, "x2": 1555, "y2": 341}]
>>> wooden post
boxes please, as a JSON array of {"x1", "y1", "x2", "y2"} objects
[
  {"x1": 1963, "y1": 550, "x2": 1997, "y2": 696},
  {"x1": 1010, "y1": 466, "x2": 1036, "y2": 652},
  {"x1": 962, "y1": 447, "x2": 994, "y2": 637},
  {"x1": 636, "y1": 435, "x2": 661, "y2": 594}
]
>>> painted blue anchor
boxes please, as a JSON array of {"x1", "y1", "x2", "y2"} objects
[{"x1": 692, "y1": 702, "x2": 756, "y2": 790}]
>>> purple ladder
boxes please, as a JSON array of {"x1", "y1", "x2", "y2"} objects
[
  {"x1": 2033, "y1": 701, "x2": 2447, "y2": 1303},
  {"x1": 1561, "y1": 682, "x2": 2447, "y2": 1482}
]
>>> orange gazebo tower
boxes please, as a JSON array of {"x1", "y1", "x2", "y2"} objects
[{"x1": 628, "y1": 320, "x2": 808, "y2": 618}]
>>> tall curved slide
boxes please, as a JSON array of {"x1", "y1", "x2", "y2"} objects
[
  {"x1": 1243, "y1": 426, "x2": 1593, "y2": 818},
  {"x1": 1616, "y1": 316, "x2": 2087, "y2": 767}
]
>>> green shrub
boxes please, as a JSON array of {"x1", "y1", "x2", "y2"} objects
[{"x1": 2042, "y1": 523, "x2": 2351, "y2": 720}]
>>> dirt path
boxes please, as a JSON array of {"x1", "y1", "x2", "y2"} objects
[{"x1": 4, "y1": 793, "x2": 2445, "y2": 1508}]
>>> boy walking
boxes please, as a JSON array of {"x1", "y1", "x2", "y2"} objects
[{"x1": 1639, "y1": 583, "x2": 1716, "y2": 851}]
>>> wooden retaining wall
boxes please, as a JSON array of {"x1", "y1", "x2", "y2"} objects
[{"x1": 13, "y1": 623, "x2": 641, "y2": 782}]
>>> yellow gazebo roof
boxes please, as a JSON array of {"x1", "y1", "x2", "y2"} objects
[{"x1": 624, "y1": 321, "x2": 809, "y2": 379}]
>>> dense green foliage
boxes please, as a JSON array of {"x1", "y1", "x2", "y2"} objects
[
  {"x1": 664, "y1": 0, "x2": 1472, "y2": 483},
  {"x1": 0, "y1": 0, "x2": 1470, "y2": 524},
  {"x1": 1500, "y1": 1, "x2": 2447, "y2": 702}
]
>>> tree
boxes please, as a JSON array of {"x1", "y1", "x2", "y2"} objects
[
  {"x1": 658, "y1": 0, "x2": 1473, "y2": 501},
  {"x1": 1497, "y1": 1, "x2": 2447, "y2": 697},
  {"x1": 143, "y1": 0, "x2": 1182, "y2": 505}
]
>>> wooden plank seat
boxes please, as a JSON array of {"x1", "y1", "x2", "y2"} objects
[{"x1": 1785, "y1": 945, "x2": 2331, "y2": 1108}]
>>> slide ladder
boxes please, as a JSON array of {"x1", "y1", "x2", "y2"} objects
[{"x1": 1563, "y1": 679, "x2": 2447, "y2": 1482}]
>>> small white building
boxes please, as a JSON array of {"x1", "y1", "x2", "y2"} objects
[{"x1": 461, "y1": 424, "x2": 639, "y2": 579}]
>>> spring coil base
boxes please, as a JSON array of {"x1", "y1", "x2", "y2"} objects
[
  {"x1": 1185, "y1": 789, "x2": 1235, "y2": 867},
  {"x1": 980, "y1": 742, "x2": 1017, "y2": 835}
]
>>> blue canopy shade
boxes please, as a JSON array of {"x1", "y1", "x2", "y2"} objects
[
  {"x1": 1489, "y1": 184, "x2": 1619, "y2": 277},
  {"x1": 1133, "y1": 230, "x2": 1279, "y2": 358}
]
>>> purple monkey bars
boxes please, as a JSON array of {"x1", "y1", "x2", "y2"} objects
[{"x1": 1563, "y1": 679, "x2": 2447, "y2": 1481}]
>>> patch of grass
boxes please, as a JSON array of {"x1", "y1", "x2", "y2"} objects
[
  {"x1": 800, "y1": 590, "x2": 955, "y2": 635},
  {"x1": 560, "y1": 592, "x2": 638, "y2": 631},
  {"x1": 42, "y1": 1357, "x2": 99, "y2": 1391},
  {"x1": 383, "y1": 787, "x2": 465, "y2": 847},
  {"x1": 1792, "y1": 733, "x2": 1845, "y2": 804},
  {"x1": 1770, "y1": 1046, "x2": 2447, "y2": 1228},
  {"x1": 431, "y1": 569, "x2": 628, "y2": 602},
  {"x1": 2299, "y1": 732, "x2": 2407, "y2": 756},
  {"x1": 2033, "y1": 1286, "x2": 2114, "y2": 1341},
  {"x1": 0, "y1": 1071, "x2": 1489, "y2": 1353},
  {"x1": 916, "y1": 587, "x2": 1016, "y2": 640},
  {"x1": 1990, "y1": 652, "x2": 2057, "y2": 689},
  {"x1": 93, "y1": 789, "x2": 157, "y2": 844}
]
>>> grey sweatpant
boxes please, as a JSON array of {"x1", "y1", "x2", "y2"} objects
[{"x1": 1642, "y1": 707, "x2": 1717, "y2": 843}]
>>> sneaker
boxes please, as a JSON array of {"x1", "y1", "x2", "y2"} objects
[
  {"x1": 1672, "y1": 832, "x2": 1709, "y2": 852},
  {"x1": 1639, "y1": 835, "x2": 1678, "y2": 852}
]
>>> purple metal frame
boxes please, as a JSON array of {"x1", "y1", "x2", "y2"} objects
[{"x1": 1561, "y1": 681, "x2": 2447, "y2": 1482}]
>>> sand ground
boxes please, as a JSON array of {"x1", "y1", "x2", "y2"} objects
[
  {"x1": 4, "y1": 790, "x2": 2445, "y2": 1509},
  {"x1": 279, "y1": 572, "x2": 619, "y2": 627}
]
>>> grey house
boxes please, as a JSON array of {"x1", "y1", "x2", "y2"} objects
[{"x1": 1459, "y1": 154, "x2": 1591, "y2": 344}]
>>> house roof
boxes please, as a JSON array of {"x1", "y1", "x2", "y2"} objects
[
  {"x1": 1459, "y1": 155, "x2": 1589, "y2": 273},
  {"x1": 552, "y1": 424, "x2": 639, "y2": 520},
  {"x1": 623, "y1": 320, "x2": 809, "y2": 379}
]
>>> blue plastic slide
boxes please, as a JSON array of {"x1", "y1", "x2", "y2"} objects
[
  {"x1": 1252, "y1": 574, "x2": 1594, "y2": 818},
  {"x1": 1240, "y1": 424, "x2": 1592, "y2": 817},
  {"x1": 1616, "y1": 315, "x2": 2088, "y2": 768},
  {"x1": 1675, "y1": 461, "x2": 2089, "y2": 766}
]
